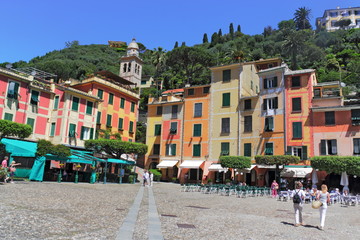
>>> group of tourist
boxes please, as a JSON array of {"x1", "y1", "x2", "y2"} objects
[
  {"x1": 292, "y1": 181, "x2": 330, "y2": 230},
  {"x1": 142, "y1": 170, "x2": 154, "y2": 186},
  {"x1": 1, "y1": 156, "x2": 21, "y2": 183}
]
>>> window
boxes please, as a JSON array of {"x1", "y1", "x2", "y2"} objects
[
  {"x1": 171, "y1": 105, "x2": 178, "y2": 118},
  {"x1": 166, "y1": 144, "x2": 176, "y2": 156},
  {"x1": 353, "y1": 139, "x2": 360, "y2": 155},
  {"x1": 80, "y1": 126, "x2": 91, "y2": 140},
  {"x1": 129, "y1": 121, "x2": 134, "y2": 133},
  {"x1": 355, "y1": 10, "x2": 360, "y2": 16},
  {"x1": 331, "y1": 20, "x2": 337, "y2": 27},
  {"x1": 244, "y1": 99, "x2": 252, "y2": 110},
  {"x1": 292, "y1": 98, "x2": 302, "y2": 112},
  {"x1": 223, "y1": 69, "x2": 231, "y2": 82},
  {"x1": 263, "y1": 97, "x2": 278, "y2": 110},
  {"x1": 244, "y1": 116, "x2": 252, "y2": 132},
  {"x1": 329, "y1": 11, "x2": 338, "y2": 17},
  {"x1": 54, "y1": 96, "x2": 59, "y2": 110},
  {"x1": 325, "y1": 111, "x2": 335, "y2": 125},
  {"x1": 292, "y1": 122, "x2": 302, "y2": 139},
  {"x1": 221, "y1": 142, "x2": 229, "y2": 156},
  {"x1": 7, "y1": 81, "x2": 20, "y2": 100},
  {"x1": 108, "y1": 93, "x2": 114, "y2": 105},
  {"x1": 86, "y1": 101, "x2": 93, "y2": 115},
  {"x1": 193, "y1": 144, "x2": 201, "y2": 157},
  {"x1": 265, "y1": 142, "x2": 273, "y2": 155},
  {"x1": 320, "y1": 139, "x2": 337, "y2": 155},
  {"x1": 291, "y1": 76, "x2": 301, "y2": 87},
  {"x1": 153, "y1": 144, "x2": 160, "y2": 155},
  {"x1": 251, "y1": 81, "x2": 253, "y2": 90},
  {"x1": 141, "y1": 80, "x2": 147, "y2": 85},
  {"x1": 50, "y1": 122, "x2": 56, "y2": 136},
  {"x1": 156, "y1": 106, "x2": 162, "y2": 115},
  {"x1": 193, "y1": 124, "x2": 202, "y2": 137},
  {"x1": 129, "y1": 139, "x2": 133, "y2": 142},
  {"x1": 351, "y1": 109, "x2": 360, "y2": 125},
  {"x1": 72, "y1": 96, "x2": 79, "y2": 111},
  {"x1": 221, "y1": 118, "x2": 230, "y2": 134},
  {"x1": 30, "y1": 90, "x2": 40, "y2": 105},
  {"x1": 97, "y1": 89, "x2": 103, "y2": 99},
  {"x1": 188, "y1": 89, "x2": 194, "y2": 95},
  {"x1": 4, "y1": 113, "x2": 13, "y2": 121},
  {"x1": 287, "y1": 146, "x2": 308, "y2": 160},
  {"x1": 131, "y1": 102, "x2": 135, "y2": 112},
  {"x1": 170, "y1": 122, "x2": 177, "y2": 134},
  {"x1": 256, "y1": 86, "x2": 259, "y2": 93},
  {"x1": 27, "y1": 118, "x2": 35, "y2": 133},
  {"x1": 106, "y1": 114, "x2": 112, "y2": 127},
  {"x1": 68, "y1": 123, "x2": 76, "y2": 137},
  {"x1": 96, "y1": 112, "x2": 101, "y2": 124},
  {"x1": 118, "y1": 118, "x2": 124, "y2": 130},
  {"x1": 154, "y1": 124, "x2": 161, "y2": 136},
  {"x1": 194, "y1": 103, "x2": 202, "y2": 117},
  {"x1": 222, "y1": 93, "x2": 230, "y2": 107},
  {"x1": 357, "y1": 19, "x2": 360, "y2": 25},
  {"x1": 264, "y1": 117, "x2": 274, "y2": 132},
  {"x1": 263, "y1": 77, "x2": 278, "y2": 89},
  {"x1": 244, "y1": 143, "x2": 251, "y2": 157},
  {"x1": 120, "y1": 98, "x2": 125, "y2": 109},
  {"x1": 203, "y1": 87, "x2": 210, "y2": 94}
]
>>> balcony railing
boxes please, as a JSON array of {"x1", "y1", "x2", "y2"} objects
[{"x1": 313, "y1": 88, "x2": 341, "y2": 98}]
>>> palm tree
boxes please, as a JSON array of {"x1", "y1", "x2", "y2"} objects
[
  {"x1": 294, "y1": 7, "x2": 312, "y2": 30},
  {"x1": 282, "y1": 31, "x2": 307, "y2": 69}
]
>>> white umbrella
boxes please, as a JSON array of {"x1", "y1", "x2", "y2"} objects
[
  {"x1": 312, "y1": 170, "x2": 318, "y2": 185},
  {"x1": 340, "y1": 171, "x2": 349, "y2": 187}
]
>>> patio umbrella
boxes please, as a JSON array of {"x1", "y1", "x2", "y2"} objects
[
  {"x1": 311, "y1": 170, "x2": 318, "y2": 185},
  {"x1": 340, "y1": 171, "x2": 349, "y2": 187}
]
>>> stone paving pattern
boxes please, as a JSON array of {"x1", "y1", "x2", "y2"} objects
[{"x1": 1, "y1": 182, "x2": 359, "y2": 240}]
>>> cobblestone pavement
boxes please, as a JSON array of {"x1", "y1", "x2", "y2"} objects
[{"x1": 1, "y1": 182, "x2": 359, "y2": 240}]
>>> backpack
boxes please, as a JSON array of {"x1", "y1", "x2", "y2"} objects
[{"x1": 293, "y1": 190, "x2": 301, "y2": 204}]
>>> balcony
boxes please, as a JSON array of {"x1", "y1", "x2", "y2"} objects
[
  {"x1": 352, "y1": 117, "x2": 360, "y2": 126},
  {"x1": 313, "y1": 87, "x2": 341, "y2": 98}
]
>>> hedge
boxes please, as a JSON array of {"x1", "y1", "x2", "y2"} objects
[
  {"x1": 310, "y1": 156, "x2": 360, "y2": 176},
  {"x1": 255, "y1": 155, "x2": 300, "y2": 165},
  {"x1": 37, "y1": 140, "x2": 71, "y2": 157},
  {"x1": 149, "y1": 169, "x2": 162, "y2": 181},
  {"x1": 0, "y1": 119, "x2": 32, "y2": 139},
  {"x1": 220, "y1": 156, "x2": 251, "y2": 169}
]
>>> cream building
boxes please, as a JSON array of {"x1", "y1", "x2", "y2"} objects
[{"x1": 316, "y1": 7, "x2": 360, "y2": 31}]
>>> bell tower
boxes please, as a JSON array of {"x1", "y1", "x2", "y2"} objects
[{"x1": 120, "y1": 38, "x2": 143, "y2": 86}]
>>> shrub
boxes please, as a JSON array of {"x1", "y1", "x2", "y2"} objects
[
  {"x1": 220, "y1": 156, "x2": 251, "y2": 169},
  {"x1": 311, "y1": 156, "x2": 360, "y2": 175},
  {"x1": 149, "y1": 169, "x2": 161, "y2": 181},
  {"x1": 255, "y1": 155, "x2": 300, "y2": 165}
]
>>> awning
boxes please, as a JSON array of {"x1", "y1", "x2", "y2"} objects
[
  {"x1": 121, "y1": 153, "x2": 136, "y2": 162},
  {"x1": 208, "y1": 164, "x2": 228, "y2": 172},
  {"x1": 1, "y1": 138, "x2": 37, "y2": 157},
  {"x1": 256, "y1": 164, "x2": 283, "y2": 169},
  {"x1": 240, "y1": 164, "x2": 256, "y2": 173},
  {"x1": 157, "y1": 160, "x2": 178, "y2": 169},
  {"x1": 281, "y1": 167, "x2": 313, "y2": 178},
  {"x1": 179, "y1": 160, "x2": 204, "y2": 169},
  {"x1": 107, "y1": 158, "x2": 135, "y2": 165}
]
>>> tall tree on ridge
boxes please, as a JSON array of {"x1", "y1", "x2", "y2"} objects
[
  {"x1": 181, "y1": 42, "x2": 186, "y2": 47},
  {"x1": 174, "y1": 41, "x2": 179, "y2": 49},
  {"x1": 237, "y1": 24, "x2": 241, "y2": 33},
  {"x1": 229, "y1": 23, "x2": 234, "y2": 38},
  {"x1": 203, "y1": 33, "x2": 208, "y2": 43},
  {"x1": 294, "y1": 7, "x2": 312, "y2": 30},
  {"x1": 218, "y1": 28, "x2": 223, "y2": 37}
]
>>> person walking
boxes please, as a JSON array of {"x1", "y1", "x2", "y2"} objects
[
  {"x1": 9, "y1": 161, "x2": 21, "y2": 183},
  {"x1": 2, "y1": 156, "x2": 9, "y2": 183},
  {"x1": 271, "y1": 180, "x2": 279, "y2": 198},
  {"x1": 316, "y1": 184, "x2": 330, "y2": 230},
  {"x1": 292, "y1": 181, "x2": 306, "y2": 227},
  {"x1": 149, "y1": 172, "x2": 154, "y2": 186}
]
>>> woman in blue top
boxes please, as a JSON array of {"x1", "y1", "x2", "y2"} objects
[{"x1": 316, "y1": 184, "x2": 330, "y2": 230}]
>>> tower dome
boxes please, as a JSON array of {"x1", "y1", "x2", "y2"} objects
[
  {"x1": 128, "y1": 38, "x2": 139, "y2": 50},
  {"x1": 127, "y1": 38, "x2": 139, "y2": 57}
]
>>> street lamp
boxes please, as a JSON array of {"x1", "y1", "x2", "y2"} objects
[{"x1": 103, "y1": 159, "x2": 108, "y2": 184}]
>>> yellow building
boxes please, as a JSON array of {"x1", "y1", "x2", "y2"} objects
[{"x1": 316, "y1": 7, "x2": 360, "y2": 31}]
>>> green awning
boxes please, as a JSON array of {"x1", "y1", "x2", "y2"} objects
[
  {"x1": 1, "y1": 138, "x2": 37, "y2": 157},
  {"x1": 107, "y1": 158, "x2": 135, "y2": 165}
]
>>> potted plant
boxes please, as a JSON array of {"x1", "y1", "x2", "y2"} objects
[{"x1": 207, "y1": 179, "x2": 213, "y2": 185}]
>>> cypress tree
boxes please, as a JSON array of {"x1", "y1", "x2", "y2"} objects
[
  {"x1": 181, "y1": 42, "x2": 186, "y2": 47},
  {"x1": 211, "y1": 32, "x2": 219, "y2": 46},
  {"x1": 174, "y1": 41, "x2": 179, "y2": 48},
  {"x1": 229, "y1": 23, "x2": 234, "y2": 37},
  {"x1": 218, "y1": 29, "x2": 223, "y2": 37},
  {"x1": 237, "y1": 24, "x2": 241, "y2": 33},
  {"x1": 203, "y1": 33, "x2": 208, "y2": 43}
]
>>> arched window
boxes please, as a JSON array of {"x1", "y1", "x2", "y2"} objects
[
  {"x1": 128, "y1": 62, "x2": 131, "y2": 72},
  {"x1": 123, "y1": 63, "x2": 127, "y2": 73}
]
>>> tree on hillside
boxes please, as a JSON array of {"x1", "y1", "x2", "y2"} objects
[
  {"x1": 218, "y1": 29, "x2": 223, "y2": 37},
  {"x1": 294, "y1": 7, "x2": 312, "y2": 30},
  {"x1": 181, "y1": 42, "x2": 186, "y2": 47},
  {"x1": 203, "y1": 33, "x2": 208, "y2": 43},
  {"x1": 0, "y1": 120, "x2": 32, "y2": 139},
  {"x1": 229, "y1": 23, "x2": 234, "y2": 38},
  {"x1": 282, "y1": 30, "x2": 310, "y2": 69},
  {"x1": 210, "y1": 32, "x2": 220, "y2": 46},
  {"x1": 263, "y1": 26, "x2": 274, "y2": 37},
  {"x1": 237, "y1": 24, "x2": 241, "y2": 33},
  {"x1": 174, "y1": 41, "x2": 179, "y2": 48}
]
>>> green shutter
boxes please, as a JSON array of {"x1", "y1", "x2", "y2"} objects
[
  {"x1": 244, "y1": 143, "x2": 251, "y2": 157},
  {"x1": 14, "y1": 82, "x2": 20, "y2": 99},
  {"x1": 263, "y1": 99, "x2": 267, "y2": 110},
  {"x1": 131, "y1": 102, "x2": 135, "y2": 112},
  {"x1": 106, "y1": 115, "x2": 112, "y2": 127},
  {"x1": 223, "y1": 70, "x2": 231, "y2": 82},
  {"x1": 222, "y1": 93, "x2": 230, "y2": 107},
  {"x1": 31, "y1": 91, "x2": 39, "y2": 104},
  {"x1": 172, "y1": 144, "x2": 176, "y2": 155},
  {"x1": 118, "y1": 118, "x2": 124, "y2": 129},
  {"x1": 27, "y1": 118, "x2": 35, "y2": 132},
  {"x1": 193, "y1": 124, "x2": 202, "y2": 136},
  {"x1": 221, "y1": 142, "x2": 229, "y2": 155},
  {"x1": 97, "y1": 112, "x2": 101, "y2": 124},
  {"x1": 80, "y1": 126, "x2": 85, "y2": 140},
  {"x1": 86, "y1": 101, "x2": 93, "y2": 115},
  {"x1": 108, "y1": 93, "x2": 114, "y2": 104},
  {"x1": 286, "y1": 146, "x2": 292, "y2": 155},
  {"x1": 129, "y1": 121, "x2": 134, "y2": 132},
  {"x1": 263, "y1": 79, "x2": 268, "y2": 89},
  {"x1": 265, "y1": 143, "x2": 273, "y2": 155},
  {"x1": 72, "y1": 97, "x2": 79, "y2": 111},
  {"x1": 292, "y1": 122, "x2": 302, "y2": 138},
  {"x1": 90, "y1": 128, "x2": 94, "y2": 140},
  {"x1": 50, "y1": 122, "x2": 56, "y2": 136},
  {"x1": 292, "y1": 98, "x2": 301, "y2": 112},
  {"x1": 54, "y1": 96, "x2": 59, "y2": 110},
  {"x1": 97, "y1": 89, "x2": 103, "y2": 99},
  {"x1": 155, "y1": 124, "x2": 161, "y2": 136},
  {"x1": 193, "y1": 144, "x2": 201, "y2": 157},
  {"x1": 120, "y1": 98, "x2": 125, "y2": 108},
  {"x1": 301, "y1": 146, "x2": 308, "y2": 160},
  {"x1": 320, "y1": 140, "x2": 326, "y2": 155},
  {"x1": 274, "y1": 97, "x2": 278, "y2": 109},
  {"x1": 69, "y1": 124, "x2": 76, "y2": 137},
  {"x1": 4, "y1": 113, "x2": 13, "y2": 121},
  {"x1": 273, "y1": 76, "x2": 278, "y2": 87},
  {"x1": 268, "y1": 117, "x2": 274, "y2": 131}
]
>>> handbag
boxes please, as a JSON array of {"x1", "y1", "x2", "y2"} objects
[{"x1": 312, "y1": 200, "x2": 323, "y2": 209}]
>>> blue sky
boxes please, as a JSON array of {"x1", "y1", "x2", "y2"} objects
[{"x1": 1, "y1": 0, "x2": 359, "y2": 63}]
